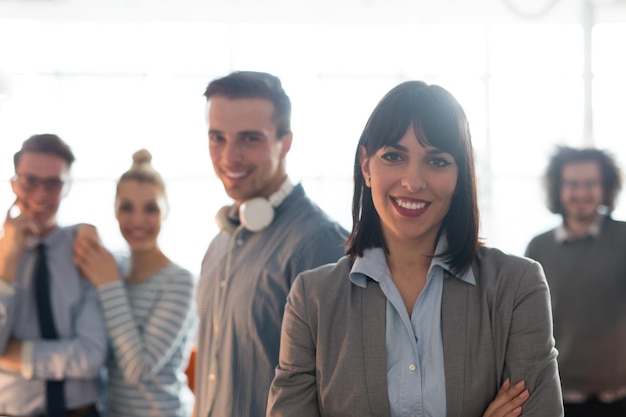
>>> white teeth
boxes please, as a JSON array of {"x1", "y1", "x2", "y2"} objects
[
  {"x1": 225, "y1": 170, "x2": 248, "y2": 179},
  {"x1": 394, "y1": 198, "x2": 426, "y2": 210},
  {"x1": 127, "y1": 230, "x2": 148, "y2": 238}
]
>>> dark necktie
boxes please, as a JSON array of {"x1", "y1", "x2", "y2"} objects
[{"x1": 34, "y1": 243, "x2": 66, "y2": 417}]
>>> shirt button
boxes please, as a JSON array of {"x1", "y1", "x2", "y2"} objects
[
  {"x1": 209, "y1": 373, "x2": 216, "y2": 380},
  {"x1": 409, "y1": 364, "x2": 416, "y2": 373}
]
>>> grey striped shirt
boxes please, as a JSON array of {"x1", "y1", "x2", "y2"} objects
[{"x1": 98, "y1": 262, "x2": 196, "y2": 417}]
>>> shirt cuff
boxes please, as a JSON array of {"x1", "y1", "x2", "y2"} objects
[
  {"x1": 97, "y1": 280, "x2": 122, "y2": 291},
  {"x1": 0, "y1": 279, "x2": 16, "y2": 296},
  {"x1": 20, "y1": 340, "x2": 34, "y2": 379}
]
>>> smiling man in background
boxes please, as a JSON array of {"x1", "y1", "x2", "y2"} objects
[{"x1": 525, "y1": 146, "x2": 626, "y2": 417}]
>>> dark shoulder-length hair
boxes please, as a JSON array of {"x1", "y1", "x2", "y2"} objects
[
  {"x1": 545, "y1": 145, "x2": 622, "y2": 215},
  {"x1": 345, "y1": 80, "x2": 481, "y2": 275}
]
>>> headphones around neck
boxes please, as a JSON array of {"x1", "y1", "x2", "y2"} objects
[{"x1": 239, "y1": 178, "x2": 294, "y2": 232}]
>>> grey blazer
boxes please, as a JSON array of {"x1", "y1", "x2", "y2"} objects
[{"x1": 267, "y1": 246, "x2": 563, "y2": 417}]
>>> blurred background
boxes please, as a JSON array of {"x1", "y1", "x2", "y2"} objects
[{"x1": 1, "y1": 0, "x2": 625, "y2": 277}]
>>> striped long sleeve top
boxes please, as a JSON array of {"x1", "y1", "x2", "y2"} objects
[{"x1": 97, "y1": 262, "x2": 196, "y2": 417}]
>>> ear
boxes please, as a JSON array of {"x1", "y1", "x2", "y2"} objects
[
  {"x1": 279, "y1": 132, "x2": 293, "y2": 158},
  {"x1": 159, "y1": 197, "x2": 170, "y2": 220},
  {"x1": 359, "y1": 146, "x2": 371, "y2": 187},
  {"x1": 10, "y1": 177, "x2": 19, "y2": 195},
  {"x1": 61, "y1": 181, "x2": 72, "y2": 199},
  {"x1": 9, "y1": 179, "x2": 27, "y2": 214},
  {"x1": 114, "y1": 198, "x2": 122, "y2": 222}
]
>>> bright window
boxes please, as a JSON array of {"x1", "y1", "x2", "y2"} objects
[{"x1": 1, "y1": 19, "x2": 624, "y2": 276}]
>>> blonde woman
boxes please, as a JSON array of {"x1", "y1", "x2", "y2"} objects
[{"x1": 74, "y1": 150, "x2": 196, "y2": 417}]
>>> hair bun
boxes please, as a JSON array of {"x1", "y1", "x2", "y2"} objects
[{"x1": 132, "y1": 149, "x2": 152, "y2": 168}]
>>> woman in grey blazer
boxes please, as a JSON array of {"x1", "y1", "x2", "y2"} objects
[{"x1": 267, "y1": 81, "x2": 563, "y2": 417}]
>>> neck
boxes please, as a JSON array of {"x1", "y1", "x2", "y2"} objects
[
  {"x1": 36, "y1": 218, "x2": 58, "y2": 238},
  {"x1": 385, "y1": 235, "x2": 435, "y2": 277},
  {"x1": 385, "y1": 238, "x2": 435, "y2": 318},
  {"x1": 565, "y1": 214, "x2": 600, "y2": 238},
  {"x1": 127, "y1": 247, "x2": 169, "y2": 284},
  {"x1": 262, "y1": 173, "x2": 289, "y2": 200}
]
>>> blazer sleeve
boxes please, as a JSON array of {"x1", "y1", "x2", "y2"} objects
[
  {"x1": 267, "y1": 274, "x2": 321, "y2": 417},
  {"x1": 504, "y1": 260, "x2": 563, "y2": 416}
]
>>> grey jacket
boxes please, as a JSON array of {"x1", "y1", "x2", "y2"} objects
[{"x1": 268, "y1": 246, "x2": 563, "y2": 417}]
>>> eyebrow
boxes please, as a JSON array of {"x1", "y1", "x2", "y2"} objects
[
  {"x1": 426, "y1": 148, "x2": 449, "y2": 155},
  {"x1": 207, "y1": 129, "x2": 267, "y2": 138},
  {"x1": 385, "y1": 143, "x2": 448, "y2": 155},
  {"x1": 386, "y1": 143, "x2": 408, "y2": 152},
  {"x1": 236, "y1": 130, "x2": 267, "y2": 138},
  {"x1": 16, "y1": 173, "x2": 66, "y2": 180}
]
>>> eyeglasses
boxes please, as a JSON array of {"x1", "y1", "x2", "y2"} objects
[
  {"x1": 561, "y1": 180, "x2": 602, "y2": 191},
  {"x1": 11, "y1": 173, "x2": 69, "y2": 194}
]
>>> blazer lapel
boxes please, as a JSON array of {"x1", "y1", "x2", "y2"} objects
[
  {"x1": 442, "y1": 275, "x2": 469, "y2": 417},
  {"x1": 361, "y1": 280, "x2": 391, "y2": 417}
]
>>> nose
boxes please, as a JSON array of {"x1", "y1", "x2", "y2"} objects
[
  {"x1": 569, "y1": 183, "x2": 593, "y2": 199},
  {"x1": 222, "y1": 139, "x2": 244, "y2": 164},
  {"x1": 29, "y1": 184, "x2": 51, "y2": 201},
  {"x1": 572, "y1": 186, "x2": 588, "y2": 197},
  {"x1": 401, "y1": 163, "x2": 426, "y2": 193},
  {"x1": 129, "y1": 209, "x2": 146, "y2": 224}
]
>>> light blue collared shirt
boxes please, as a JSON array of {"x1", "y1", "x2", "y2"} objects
[
  {"x1": 350, "y1": 237, "x2": 476, "y2": 417},
  {"x1": 0, "y1": 225, "x2": 107, "y2": 416}
]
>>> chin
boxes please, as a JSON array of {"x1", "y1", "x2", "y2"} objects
[
  {"x1": 127, "y1": 241, "x2": 157, "y2": 252},
  {"x1": 33, "y1": 213, "x2": 56, "y2": 231},
  {"x1": 131, "y1": 246, "x2": 156, "y2": 254},
  {"x1": 225, "y1": 189, "x2": 251, "y2": 202},
  {"x1": 572, "y1": 212, "x2": 598, "y2": 222}
]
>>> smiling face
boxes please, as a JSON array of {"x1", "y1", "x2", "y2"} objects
[
  {"x1": 11, "y1": 152, "x2": 70, "y2": 235},
  {"x1": 207, "y1": 96, "x2": 292, "y2": 207},
  {"x1": 560, "y1": 161, "x2": 604, "y2": 224},
  {"x1": 360, "y1": 125, "x2": 458, "y2": 251},
  {"x1": 115, "y1": 180, "x2": 167, "y2": 252}
]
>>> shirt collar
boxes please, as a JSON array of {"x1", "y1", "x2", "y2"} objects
[
  {"x1": 349, "y1": 234, "x2": 476, "y2": 288},
  {"x1": 554, "y1": 214, "x2": 604, "y2": 243},
  {"x1": 24, "y1": 226, "x2": 64, "y2": 250},
  {"x1": 215, "y1": 205, "x2": 240, "y2": 233}
]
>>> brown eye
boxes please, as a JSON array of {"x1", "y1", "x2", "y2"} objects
[
  {"x1": 118, "y1": 203, "x2": 133, "y2": 213},
  {"x1": 209, "y1": 133, "x2": 225, "y2": 143},
  {"x1": 381, "y1": 152, "x2": 403, "y2": 162},
  {"x1": 429, "y1": 157, "x2": 452, "y2": 168},
  {"x1": 23, "y1": 176, "x2": 39, "y2": 190},
  {"x1": 145, "y1": 203, "x2": 160, "y2": 214},
  {"x1": 243, "y1": 134, "x2": 262, "y2": 143}
]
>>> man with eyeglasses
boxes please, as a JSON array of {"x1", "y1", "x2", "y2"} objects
[
  {"x1": 0, "y1": 134, "x2": 107, "y2": 417},
  {"x1": 525, "y1": 146, "x2": 626, "y2": 417}
]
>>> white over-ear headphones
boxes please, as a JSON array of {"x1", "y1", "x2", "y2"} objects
[{"x1": 239, "y1": 178, "x2": 294, "y2": 233}]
